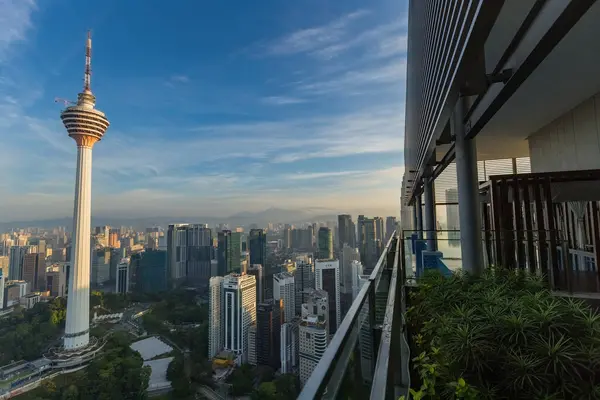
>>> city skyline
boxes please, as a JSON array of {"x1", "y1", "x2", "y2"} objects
[{"x1": 0, "y1": 1, "x2": 407, "y2": 221}]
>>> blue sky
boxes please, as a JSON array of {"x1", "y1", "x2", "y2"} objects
[{"x1": 0, "y1": 0, "x2": 407, "y2": 221}]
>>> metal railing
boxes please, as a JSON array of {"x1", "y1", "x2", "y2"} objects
[{"x1": 298, "y1": 231, "x2": 402, "y2": 399}]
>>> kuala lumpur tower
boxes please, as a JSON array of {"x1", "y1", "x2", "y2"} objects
[{"x1": 61, "y1": 32, "x2": 109, "y2": 350}]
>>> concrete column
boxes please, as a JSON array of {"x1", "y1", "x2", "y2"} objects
[
  {"x1": 64, "y1": 144, "x2": 93, "y2": 350},
  {"x1": 453, "y1": 97, "x2": 484, "y2": 275},
  {"x1": 415, "y1": 194, "x2": 423, "y2": 239},
  {"x1": 412, "y1": 204, "x2": 418, "y2": 233},
  {"x1": 423, "y1": 174, "x2": 437, "y2": 251}
]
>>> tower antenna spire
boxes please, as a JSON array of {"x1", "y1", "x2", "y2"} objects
[{"x1": 84, "y1": 30, "x2": 92, "y2": 92}]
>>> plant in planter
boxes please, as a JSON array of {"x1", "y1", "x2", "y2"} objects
[{"x1": 404, "y1": 269, "x2": 600, "y2": 399}]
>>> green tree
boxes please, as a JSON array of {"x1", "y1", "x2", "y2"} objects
[
  {"x1": 61, "y1": 385, "x2": 79, "y2": 400},
  {"x1": 252, "y1": 382, "x2": 277, "y2": 400},
  {"x1": 274, "y1": 374, "x2": 301, "y2": 399}
]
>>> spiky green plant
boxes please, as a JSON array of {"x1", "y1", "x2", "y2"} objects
[{"x1": 405, "y1": 269, "x2": 600, "y2": 399}]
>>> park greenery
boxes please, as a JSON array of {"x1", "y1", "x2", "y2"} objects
[
  {"x1": 19, "y1": 332, "x2": 150, "y2": 400},
  {"x1": 225, "y1": 364, "x2": 301, "y2": 399},
  {"x1": 405, "y1": 269, "x2": 600, "y2": 399},
  {"x1": 0, "y1": 298, "x2": 66, "y2": 365}
]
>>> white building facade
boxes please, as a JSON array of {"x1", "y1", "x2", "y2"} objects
[
  {"x1": 208, "y1": 276, "x2": 224, "y2": 359},
  {"x1": 315, "y1": 259, "x2": 341, "y2": 334},
  {"x1": 273, "y1": 271, "x2": 295, "y2": 323},
  {"x1": 223, "y1": 273, "x2": 257, "y2": 363}
]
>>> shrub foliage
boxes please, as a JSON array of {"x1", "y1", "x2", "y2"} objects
[{"x1": 406, "y1": 269, "x2": 600, "y2": 399}]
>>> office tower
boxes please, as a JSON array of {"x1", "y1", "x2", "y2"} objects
[
  {"x1": 46, "y1": 265, "x2": 67, "y2": 297},
  {"x1": 248, "y1": 229, "x2": 267, "y2": 267},
  {"x1": 167, "y1": 224, "x2": 189, "y2": 283},
  {"x1": 357, "y1": 215, "x2": 365, "y2": 252},
  {"x1": 256, "y1": 299, "x2": 282, "y2": 369},
  {"x1": 0, "y1": 256, "x2": 8, "y2": 281},
  {"x1": 91, "y1": 248, "x2": 111, "y2": 287},
  {"x1": 340, "y1": 245, "x2": 360, "y2": 315},
  {"x1": 294, "y1": 261, "x2": 315, "y2": 316},
  {"x1": 247, "y1": 264, "x2": 264, "y2": 303},
  {"x1": 273, "y1": 272, "x2": 295, "y2": 322},
  {"x1": 0, "y1": 270, "x2": 4, "y2": 309},
  {"x1": 445, "y1": 188, "x2": 460, "y2": 247},
  {"x1": 338, "y1": 214, "x2": 356, "y2": 248},
  {"x1": 129, "y1": 250, "x2": 168, "y2": 293},
  {"x1": 109, "y1": 248, "x2": 120, "y2": 282},
  {"x1": 280, "y1": 319, "x2": 299, "y2": 374},
  {"x1": 247, "y1": 324, "x2": 257, "y2": 365},
  {"x1": 374, "y1": 217, "x2": 385, "y2": 243},
  {"x1": 315, "y1": 260, "x2": 341, "y2": 334},
  {"x1": 218, "y1": 230, "x2": 242, "y2": 276},
  {"x1": 22, "y1": 253, "x2": 45, "y2": 292},
  {"x1": 223, "y1": 274, "x2": 257, "y2": 362},
  {"x1": 385, "y1": 216, "x2": 397, "y2": 241},
  {"x1": 360, "y1": 217, "x2": 379, "y2": 274},
  {"x1": 351, "y1": 262, "x2": 366, "y2": 299},
  {"x1": 108, "y1": 231, "x2": 120, "y2": 248},
  {"x1": 317, "y1": 227, "x2": 333, "y2": 260},
  {"x1": 299, "y1": 289, "x2": 329, "y2": 385},
  {"x1": 283, "y1": 225, "x2": 292, "y2": 249},
  {"x1": 61, "y1": 32, "x2": 110, "y2": 350},
  {"x1": 208, "y1": 276, "x2": 224, "y2": 359},
  {"x1": 187, "y1": 224, "x2": 212, "y2": 287},
  {"x1": 9, "y1": 246, "x2": 32, "y2": 280},
  {"x1": 115, "y1": 259, "x2": 129, "y2": 294},
  {"x1": 28, "y1": 239, "x2": 47, "y2": 256}
]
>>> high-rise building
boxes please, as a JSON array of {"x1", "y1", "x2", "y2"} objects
[
  {"x1": 248, "y1": 229, "x2": 267, "y2": 267},
  {"x1": 186, "y1": 225, "x2": 212, "y2": 287},
  {"x1": 115, "y1": 259, "x2": 129, "y2": 294},
  {"x1": 359, "y1": 217, "x2": 379, "y2": 274},
  {"x1": 218, "y1": 231, "x2": 242, "y2": 276},
  {"x1": 247, "y1": 324, "x2": 257, "y2": 366},
  {"x1": 385, "y1": 216, "x2": 397, "y2": 242},
  {"x1": 167, "y1": 224, "x2": 189, "y2": 284},
  {"x1": 247, "y1": 264, "x2": 264, "y2": 304},
  {"x1": 46, "y1": 265, "x2": 67, "y2": 297},
  {"x1": 337, "y1": 215, "x2": 356, "y2": 248},
  {"x1": 299, "y1": 289, "x2": 329, "y2": 385},
  {"x1": 351, "y1": 261, "x2": 366, "y2": 300},
  {"x1": 317, "y1": 227, "x2": 333, "y2": 260},
  {"x1": 374, "y1": 217, "x2": 385, "y2": 243},
  {"x1": 315, "y1": 260, "x2": 341, "y2": 334},
  {"x1": 9, "y1": 246, "x2": 32, "y2": 280},
  {"x1": 0, "y1": 256, "x2": 8, "y2": 282},
  {"x1": 0, "y1": 270, "x2": 5, "y2": 309},
  {"x1": 91, "y1": 248, "x2": 111, "y2": 287},
  {"x1": 339, "y1": 245, "x2": 360, "y2": 315},
  {"x1": 223, "y1": 273, "x2": 257, "y2": 363},
  {"x1": 283, "y1": 225, "x2": 292, "y2": 249},
  {"x1": 256, "y1": 299, "x2": 282, "y2": 369},
  {"x1": 61, "y1": 32, "x2": 110, "y2": 350},
  {"x1": 208, "y1": 276, "x2": 224, "y2": 359},
  {"x1": 294, "y1": 261, "x2": 314, "y2": 316},
  {"x1": 273, "y1": 272, "x2": 295, "y2": 323},
  {"x1": 129, "y1": 249, "x2": 168, "y2": 293},
  {"x1": 280, "y1": 319, "x2": 299, "y2": 374},
  {"x1": 22, "y1": 253, "x2": 45, "y2": 292}
]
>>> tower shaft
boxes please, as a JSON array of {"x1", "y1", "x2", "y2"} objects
[{"x1": 64, "y1": 140, "x2": 96, "y2": 349}]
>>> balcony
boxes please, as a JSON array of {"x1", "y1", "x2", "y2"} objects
[{"x1": 299, "y1": 228, "x2": 600, "y2": 399}]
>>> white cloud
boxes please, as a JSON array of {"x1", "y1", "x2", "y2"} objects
[
  {"x1": 261, "y1": 96, "x2": 306, "y2": 105},
  {"x1": 264, "y1": 10, "x2": 369, "y2": 56},
  {"x1": 0, "y1": 0, "x2": 37, "y2": 63}
]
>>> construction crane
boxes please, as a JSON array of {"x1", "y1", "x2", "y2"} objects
[{"x1": 54, "y1": 97, "x2": 76, "y2": 107}]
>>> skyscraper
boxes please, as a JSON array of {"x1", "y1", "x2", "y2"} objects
[
  {"x1": 385, "y1": 216, "x2": 397, "y2": 242},
  {"x1": 61, "y1": 32, "x2": 110, "y2": 350},
  {"x1": 359, "y1": 217, "x2": 379, "y2": 274},
  {"x1": 299, "y1": 289, "x2": 329, "y2": 385},
  {"x1": 256, "y1": 299, "x2": 282, "y2": 369},
  {"x1": 294, "y1": 261, "x2": 315, "y2": 316},
  {"x1": 273, "y1": 272, "x2": 295, "y2": 323},
  {"x1": 223, "y1": 273, "x2": 257, "y2": 362},
  {"x1": 167, "y1": 224, "x2": 188, "y2": 284},
  {"x1": 248, "y1": 229, "x2": 267, "y2": 267},
  {"x1": 9, "y1": 246, "x2": 32, "y2": 280},
  {"x1": 247, "y1": 324, "x2": 257, "y2": 365},
  {"x1": 0, "y1": 270, "x2": 5, "y2": 309},
  {"x1": 115, "y1": 259, "x2": 129, "y2": 294},
  {"x1": 315, "y1": 259, "x2": 341, "y2": 335},
  {"x1": 280, "y1": 319, "x2": 299, "y2": 374},
  {"x1": 340, "y1": 245, "x2": 360, "y2": 315},
  {"x1": 208, "y1": 276, "x2": 224, "y2": 359},
  {"x1": 337, "y1": 214, "x2": 356, "y2": 248},
  {"x1": 129, "y1": 249, "x2": 168, "y2": 293},
  {"x1": 247, "y1": 264, "x2": 264, "y2": 303},
  {"x1": 22, "y1": 253, "x2": 45, "y2": 292},
  {"x1": 186, "y1": 225, "x2": 212, "y2": 287},
  {"x1": 218, "y1": 230, "x2": 242, "y2": 275},
  {"x1": 317, "y1": 227, "x2": 333, "y2": 260}
]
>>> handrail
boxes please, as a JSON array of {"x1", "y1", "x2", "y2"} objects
[
  {"x1": 298, "y1": 231, "x2": 397, "y2": 400},
  {"x1": 370, "y1": 233, "x2": 401, "y2": 399}
]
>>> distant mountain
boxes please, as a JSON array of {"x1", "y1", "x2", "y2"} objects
[{"x1": 0, "y1": 207, "x2": 342, "y2": 231}]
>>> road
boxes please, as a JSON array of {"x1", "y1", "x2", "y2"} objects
[{"x1": 197, "y1": 385, "x2": 224, "y2": 400}]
